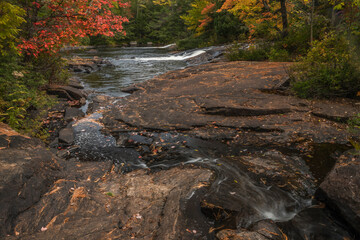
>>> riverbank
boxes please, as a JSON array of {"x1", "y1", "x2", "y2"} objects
[{"x1": 1, "y1": 58, "x2": 360, "y2": 239}]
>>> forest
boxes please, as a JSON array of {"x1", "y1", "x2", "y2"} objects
[{"x1": 0, "y1": 0, "x2": 359, "y2": 134}]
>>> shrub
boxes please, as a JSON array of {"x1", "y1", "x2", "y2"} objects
[
  {"x1": 226, "y1": 43, "x2": 269, "y2": 61},
  {"x1": 268, "y1": 48, "x2": 290, "y2": 62},
  {"x1": 348, "y1": 114, "x2": 360, "y2": 152},
  {"x1": 289, "y1": 32, "x2": 360, "y2": 99},
  {"x1": 0, "y1": 55, "x2": 55, "y2": 137},
  {"x1": 177, "y1": 37, "x2": 204, "y2": 50}
]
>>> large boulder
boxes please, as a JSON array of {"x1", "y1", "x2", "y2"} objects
[
  {"x1": 9, "y1": 166, "x2": 213, "y2": 239},
  {"x1": 64, "y1": 107, "x2": 85, "y2": 122},
  {"x1": 58, "y1": 127, "x2": 74, "y2": 145},
  {"x1": 0, "y1": 123, "x2": 62, "y2": 237},
  {"x1": 316, "y1": 151, "x2": 360, "y2": 236}
]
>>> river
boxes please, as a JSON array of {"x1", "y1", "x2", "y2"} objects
[
  {"x1": 69, "y1": 46, "x2": 354, "y2": 239},
  {"x1": 71, "y1": 46, "x2": 206, "y2": 96}
]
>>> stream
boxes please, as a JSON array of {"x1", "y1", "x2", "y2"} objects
[{"x1": 68, "y1": 46, "x2": 354, "y2": 239}]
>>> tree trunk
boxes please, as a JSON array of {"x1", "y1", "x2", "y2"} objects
[
  {"x1": 310, "y1": 0, "x2": 315, "y2": 45},
  {"x1": 279, "y1": 0, "x2": 288, "y2": 37}
]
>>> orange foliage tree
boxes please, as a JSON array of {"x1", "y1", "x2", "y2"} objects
[
  {"x1": 218, "y1": 0, "x2": 292, "y2": 39},
  {"x1": 18, "y1": 0, "x2": 129, "y2": 57}
]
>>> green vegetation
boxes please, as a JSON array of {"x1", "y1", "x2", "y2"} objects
[
  {"x1": 0, "y1": 1, "x2": 25, "y2": 55},
  {"x1": 226, "y1": 43, "x2": 290, "y2": 62},
  {"x1": 0, "y1": 0, "x2": 127, "y2": 137},
  {"x1": 0, "y1": 55, "x2": 55, "y2": 137},
  {"x1": 105, "y1": 192, "x2": 114, "y2": 197},
  {"x1": 289, "y1": 32, "x2": 360, "y2": 98}
]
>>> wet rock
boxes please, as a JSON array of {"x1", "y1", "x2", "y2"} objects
[
  {"x1": 64, "y1": 107, "x2": 85, "y2": 122},
  {"x1": 58, "y1": 127, "x2": 74, "y2": 145},
  {"x1": 66, "y1": 56, "x2": 111, "y2": 73},
  {"x1": 9, "y1": 167, "x2": 213, "y2": 239},
  {"x1": 121, "y1": 85, "x2": 143, "y2": 93},
  {"x1": 92, "y1": 95, "x2": 110, "y2": 103},
  {"x1": 67, "y1": 77, "x2": 84, "y2": 89},
  {"x1": 0, "y1": 123, "x2": 61, "y2": 237},
  {"x1": 116, "y1": 134, "x2": 129, "y2": 146},
  {"x1": 216, "y1": 229, "x2": 268, "y2": 240},
  {"x1": 316, "y1": 151, "x2": 360, "y2": 236},
  {"x1": 128, "y1": 134, "x2": 153, "y2": 145},
  {"x1": 87, "y1": 49, "x2": 98, "y2": 54},
  {"x1": 186, "y1": 46, "x2": 226, "y2": 65},
  {"x1": 46, "y1": 85, "x2": 87, "y2": 101},
  {"x1": 250, "y1": 220, "x2": 284, "y2": 240},
  {"x1": 234, "y1": 150, "x2": 316, "y2": 198},
  {"x1": 278, "y1": 206, "x2": 355, "y2": 240}
]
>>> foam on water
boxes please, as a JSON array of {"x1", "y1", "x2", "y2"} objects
[{"x1": 125, "y1": 50, "x2": 206, "y2": 61}]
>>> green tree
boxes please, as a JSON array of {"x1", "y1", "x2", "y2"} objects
[{"x1": 0, "y1": 1, "x2": 25, "y2": 55}]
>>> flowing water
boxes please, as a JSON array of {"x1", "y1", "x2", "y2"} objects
[
  {"x1": 70, "y1": 46, "x2": 206, "y2": 96},
  {"x1": 69, "y1": 46, "x2": 354, "y2": 239}
]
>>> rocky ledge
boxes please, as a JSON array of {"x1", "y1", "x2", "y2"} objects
[
  {"x1": 101, "y1": 61, "x2": 360, "y2": 239},
  {"x1": 66, "y1": 56, "x2": 112, "y2": 73},
  {"x1": 1, "y1": 60, "x2": 359, "y2": 239},
  {"x1": 106, "y1": 61, "x2": 358, "y2": 145},
  {"x1": 0, "y1": 123, "x2": 62, "y2": 236},
  {"x1": 317, "y1": 151, "x2": 360, "y2": 236},
  {"x1": 0, "y1": 123, "x2": 213, "y2": 239}
]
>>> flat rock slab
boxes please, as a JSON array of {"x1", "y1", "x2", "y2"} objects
[
  {"x1": 311, "y1": 99, "x2": 360, "y2": 122},
  {"x1": 104, "y1": 61, "x2": 359, "y2": 144},
  {"x1": 0, "y1": 123, "x2": 62, "y2": 236}
]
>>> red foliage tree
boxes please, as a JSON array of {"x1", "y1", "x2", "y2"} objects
[{"x1": 18, "y1": 0, "x2": 129, "y2": 57}]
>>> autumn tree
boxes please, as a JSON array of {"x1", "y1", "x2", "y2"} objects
[
  {"x1": 218, "y1": 0, "x2": 293, "y2": 39},
  {"x1": 181, "y1": 0, "x2": 216, "y2": 35},
  {"x1": 18, "y1": 0, "x2": 129, "y2": 57}
]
